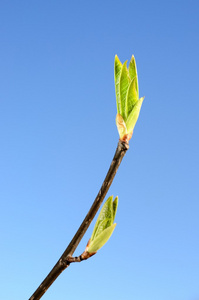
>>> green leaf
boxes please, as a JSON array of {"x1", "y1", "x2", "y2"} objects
[
  {"x1": 114, "y1": 55, "x2": 123, "y2": 115},
  {"x1": 126, "y1": 77, "x2": 138, "y2": 117},
  {"x1": 90, "y1": 196, "x2": 113, "y2": 242},
  {"x1": 87, "y1": 223, "x2": 116, "y2": 253},
  {"x1": 88, "y1": 196, "x2": 118, "y2": 253},
  {"x1": 114, "y1": 55, "x2": 144, "y2": 142},
  {"x1": 93, "y1": 218, "x2": 110, "y2": 240},
  {"x1": 126, "y1": 97, "x2": 144, "y2": 135},
  {"x1": 128, "y1": 55, "x2": 139, "y2": 96},
  {"x1": 112, "y1": 196, "x2": 118, "y2": 222},
  {"x1": 119, "y1": 61, "x2": 131, "y2": 121}
]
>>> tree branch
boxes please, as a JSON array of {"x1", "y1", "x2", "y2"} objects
[{"x1": 29, "y1": 140, "x2": 129, "y2": 300}]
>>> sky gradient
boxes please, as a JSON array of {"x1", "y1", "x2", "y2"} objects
[{"x1": 0, "y1": 1, "x2": 199, "y2": 300}]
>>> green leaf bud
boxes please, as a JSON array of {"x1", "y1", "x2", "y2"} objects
[
  {"x1": 87, "y1": 196, "x2": 118, "y2": 253},
  {"x1": 114, "y1": 55, "x2": 144, "y2": 142}
]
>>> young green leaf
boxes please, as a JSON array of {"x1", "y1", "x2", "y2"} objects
[
  {"x1": 128, "y1": 55, "x2": 139, "y2": 96},
  {"x1": 126, "y1": 77, "x2": 138, "y2": 118},
  {"x1": 93, "y1": 218, "x2": 110, "y2": 240},
  {"x1": 88, "y1": 196, "x2": 118, "y2": 254},
  {"x1": 114, "y1": 55, "x2": 144, "y2": 142},
  {"x1": 87, "y1": 223, "x2": 116, "y2": 253},
  {"x1": 112, "y1": 196, "x2": 118, "y2": 222},
  {"x1": 114, "y1": 55, "x2": 123, "y2": 115},
  {"x1": 90, "y1": 196, "x2": 113, "y2": 242},
  {"x1": 119, "y1": 61, "x2": 131, "y2": 121},
  {"x1": 126, "y1": 97, "x2": 144, "y2": 135}
]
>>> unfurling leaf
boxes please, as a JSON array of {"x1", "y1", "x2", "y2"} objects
[
  {"x1": 114, "y1": 55, "x2": 144, "y2": 142},
  {"x1": 128, "y1": 55, "x2": 139, "y2": 94},
  {"x1": 126, "y1": 97, "x2": 144, "y2": 136},
  {"x1": 87, "y1": 196, "x2": 118, "y2": 253},
  {"x1": 87, "y1": 224, "x2": 116, "y2": 253},
  {"x1": 119, "y1": 61, "x2": 130, "y2": 120},
  {"x1": 112, "y1": 196, "x2": 118, "y2": 221},
  {"x1": 114, "y1": 55, "x2": 123, "y2": 115},
  {"x1": 126, "y1": 77, "x2": 138, "y2": 117}
]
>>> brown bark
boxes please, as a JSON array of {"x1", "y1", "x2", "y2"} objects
[{"x1": 29, "y1": 140, "x2": 129, "y2": 300}]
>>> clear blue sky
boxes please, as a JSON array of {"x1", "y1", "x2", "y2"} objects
[{"x1": 0, "y1": 1, "x2": 199, "y2": 300}]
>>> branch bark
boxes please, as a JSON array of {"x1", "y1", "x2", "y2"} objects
[{"x1": 29, "y1": 140, "x2": 129, "y2": 300}]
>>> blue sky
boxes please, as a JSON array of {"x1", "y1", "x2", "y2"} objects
[{"x1": 0, "y1": 1, "x2": 199, "y2": 300}]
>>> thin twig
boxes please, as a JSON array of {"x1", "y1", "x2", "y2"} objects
[
  {"x1": 65, "y1": 252, "x2": 95, "y2": 264},
  {"x1": 29, "y1": 140, "x2": 129, "y2": 300},
  {"x1": 66, "y1": 243, "x2": 96, "y2": 264}
]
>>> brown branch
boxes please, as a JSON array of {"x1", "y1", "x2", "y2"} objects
[{"x1": 29, "y1": 140, "x2": 129, "y2": 300}]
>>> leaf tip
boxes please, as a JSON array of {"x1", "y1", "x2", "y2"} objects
[
  {"x1": 130, "y1": 54, "x2": 135, "y2": 63},
  {"x1": 115, "y1": 55, "x2": 122, "y2": 70},
  {"x1": 114, "y1": 195, "x2": 118, "y2": 202}
]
